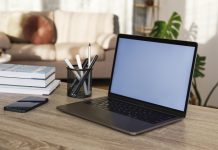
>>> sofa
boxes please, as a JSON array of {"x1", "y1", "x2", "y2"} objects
[{"x1": 0, "y1": 10, "x2": 119, "y2": 79}]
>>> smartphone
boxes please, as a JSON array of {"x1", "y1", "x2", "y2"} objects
[{"x1": 4, "y1": 96, "x2": 48, "y2": 113}]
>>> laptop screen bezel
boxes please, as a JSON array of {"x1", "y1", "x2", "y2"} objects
[{"x1": 108, "y1": 34, "x2": 198, "y2": 117}]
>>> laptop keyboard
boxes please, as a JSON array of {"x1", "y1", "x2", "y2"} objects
[{"x1": 87, "y1": 97, "x2": 176, "y2": 124}]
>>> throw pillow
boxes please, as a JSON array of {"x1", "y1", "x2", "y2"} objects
[
  {"x1": 96, "y1": 33, "x2": 117, "y2": 50},
  {"x1": 23, "y1": 15, "x2": 56, "y2": 44}
]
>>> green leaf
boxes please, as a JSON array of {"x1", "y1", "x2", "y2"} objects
[
  {"x1": 194, "y1": 71, "x2": 205, "y2": 78},
  {"x1": 199, "y1": 56, "x2": 206, "y2": 61},
  {"x1": 197, "y1": 66, "x2": 205, "y2": 70},
  {"x1": 173, "y1": 23, "x2": 181, "y2": 29},
  {"x1": 198, "y1": 62, "x2": 206, "y2": 66},
  {"x1": 149, "y1": 12, "x2": 182, "y2": 40},
  {"x1": 149, "y1": 21, "x2": 167, "y2": 38},
  {"x1": 193, "y1": 54, "x2": 206, "y2": 78},
  {"x1": 170, "y1": 28, "x2": 179, "y2": 39}
]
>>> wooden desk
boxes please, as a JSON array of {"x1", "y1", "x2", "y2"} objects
[{"x1": 0, "y1": 83, "x2": 218, "y2": 150}]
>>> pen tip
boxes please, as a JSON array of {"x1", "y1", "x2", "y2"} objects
[{"x1": 89, "y1": 43, "x2": 91, "y2": 46}]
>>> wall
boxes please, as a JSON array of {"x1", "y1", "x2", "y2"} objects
[
  {"x1": 0, "y1": 0, "x2": 133, "y2": 34},
  {"x1": 159, "y1": 0, "x2": 218, "y2": 107}
]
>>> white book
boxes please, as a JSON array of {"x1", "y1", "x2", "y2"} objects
[
  {"x1": 0, "y1": 64, "x2": 55, "y2": 79},
  {"x1": 0, "y1": 74, "x2": 55, "y2": 87},
  {"x1": 0, "y1": 80, "x2": 60, "y2": 95}
]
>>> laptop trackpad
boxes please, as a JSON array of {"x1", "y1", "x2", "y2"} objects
[{"x1": 57, "y1": 101, "x2": 153, "y2": 135}]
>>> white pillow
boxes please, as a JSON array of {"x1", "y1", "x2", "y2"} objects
[
  {"x1": 96, "y1": 33, "x2": 117, "y2": 50},
  {"x1": 7, "y1": 13, "x2": 25, "y2": 40}
]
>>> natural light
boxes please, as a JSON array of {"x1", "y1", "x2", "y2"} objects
[{"x1": 185, "y1": 0, "x2": 218, "y2": 44}]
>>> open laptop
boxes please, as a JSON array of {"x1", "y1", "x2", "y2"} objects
[{"x1": 57, "y1": 34, "x2": 197, "y2": 135}]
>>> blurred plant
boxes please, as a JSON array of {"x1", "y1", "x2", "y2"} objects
[
  {"x1": 149, "y1": 12, "x2": 218, "y2": 106},
  {"x1": 149, "y1": 12, "x2": 181, "y2": 39}
]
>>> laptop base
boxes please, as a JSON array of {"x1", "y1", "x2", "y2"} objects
[{"x1": 57, "y1": 98, "x2": 182, "y2": 135}]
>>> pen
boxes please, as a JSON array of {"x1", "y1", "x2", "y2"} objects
[
  {"x1": 88, "y1": 43, "x2": 91, "y2": 93},
  {"x1": 71, "y1": 55, "x2": 98, "y2": 96},
  {"x1": 82, "y1": 58, "x2": 88, "y2": 68},
  {"x1": 76, "y1": 54, "x2": 88, "y2": 95},
  {"x1": 88, "y1": 43, "x2": 91, "y2": 67},
  {"x1": 64, "y1": 58, "x2": 81, "y2": 80}
]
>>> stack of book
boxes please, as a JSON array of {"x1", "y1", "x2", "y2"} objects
[{"x1": 0, "y1": 64, "x2": 60, "y2": 95}]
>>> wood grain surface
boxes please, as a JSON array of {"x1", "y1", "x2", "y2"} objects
[{"x1": 0, "y1": 83, "x2": 218, "y2": 150}]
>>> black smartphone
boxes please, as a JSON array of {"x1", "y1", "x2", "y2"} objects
[{"x1": 4, "y1": 96, "x2": 48, "y2": 113}]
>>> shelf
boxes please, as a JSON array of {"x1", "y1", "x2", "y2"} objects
[
  {"x1": 133, "y1": 0, "x2": 159, "y2": 35},
  {"x1": 135, "y1": 27, "x2": 153, "y2": 34},
  {"x1": 134, "y1": 3, "x2": 159, "y2": 8}
]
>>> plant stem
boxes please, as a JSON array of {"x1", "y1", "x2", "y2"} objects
[
  {"x1": 189, "y1": 91, "x2": 196, "y2": 105},
  {"x1": 192, "y1": 78, "x2": 202, "y2": 105},
  {"x1": 203, "y1": 81, "x2": 218, "y2": 106}
]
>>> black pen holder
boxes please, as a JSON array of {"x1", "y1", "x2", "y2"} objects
[{"x1": 67, "y1": 66, "x2": 92, "y2": 98}]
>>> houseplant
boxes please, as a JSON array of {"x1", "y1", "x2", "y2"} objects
[{"x1": 149, "y1": 12, "x2": 218, "y2": 106}]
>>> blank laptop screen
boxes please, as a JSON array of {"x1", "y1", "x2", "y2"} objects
[{"x1": 110, "y1": 37, "x2": 195, "y2": 111}]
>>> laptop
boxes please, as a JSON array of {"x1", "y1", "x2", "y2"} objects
[{"x1": 57, "y1": 34, "x2": 198, "y2": 135}]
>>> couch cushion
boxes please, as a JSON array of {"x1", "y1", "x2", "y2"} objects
[
  {"x1": 8, "y1": 44, "x2": 55, "y2": 61},
  {"x1": 0, "y1": 32, "x2": 11, "y2": 49},
  {"x1": 7, "y1": 12, "x2": 27, "y2": 42},
  {"x1": 78, "y1": 43, "x2": 104, "y2": 61},
  {"x1": 54, "y1": 11, "x2": 115, "y2": 43},
  {"x1": 55, "y1": 43, "x2": 82, "y2": 61},
  {"x1": 23, "y1": 15, "x2": 56, "y2": 44},
  {"x1": 55, "y1": 43, "x2": 105, "y2": 61}
]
